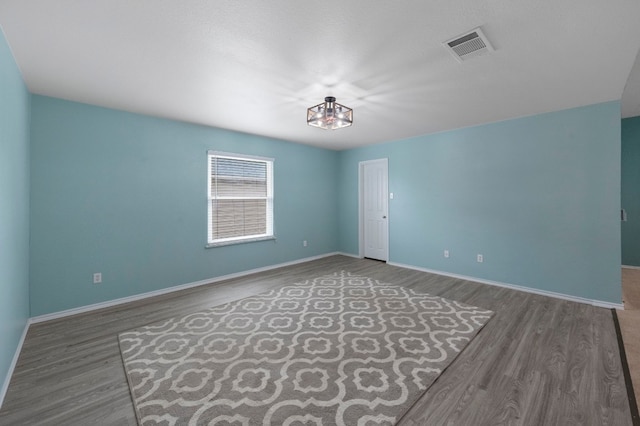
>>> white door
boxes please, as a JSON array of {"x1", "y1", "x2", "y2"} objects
[{"x1": 362, "y1": 159, "x2": 389, "y2": 261}]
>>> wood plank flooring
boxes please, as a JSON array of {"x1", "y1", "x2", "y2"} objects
[
  {"x1": 0, "y1": 255, "x2": 633, "y2": 425},
  {"x1": 619, "y1": 268, "x2": 640, "y2": 412}
]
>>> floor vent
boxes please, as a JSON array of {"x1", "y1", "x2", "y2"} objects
[{"x1": 444, "y1": 27, "x2": 494, "y2": 62}]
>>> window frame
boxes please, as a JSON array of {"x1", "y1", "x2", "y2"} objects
[{"x1": 206, "y1": 151, "x2": 274, "y2": 247}]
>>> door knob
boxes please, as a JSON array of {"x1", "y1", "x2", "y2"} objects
[{"x1": 383, "y1": 216, "x2": 387, "y2": 219}]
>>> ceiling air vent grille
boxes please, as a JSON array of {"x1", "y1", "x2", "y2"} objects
[{"x1": 444, "y1": 27, "x2": 494, "y2": 62}]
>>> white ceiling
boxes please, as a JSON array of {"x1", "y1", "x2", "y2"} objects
[
  {"x1": 622, "y1": 47, "x2": 640, "y2": 119},
  {"x1": 1, "y1": 0, "x2": 640, "y2": 150}
]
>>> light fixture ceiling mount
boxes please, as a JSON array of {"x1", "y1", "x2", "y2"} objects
[{"x1": 307, "y1": 96, "x2": 353, "y2": 130}]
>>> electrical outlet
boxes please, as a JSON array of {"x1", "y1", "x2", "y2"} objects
[
  {"x1": 303, "y1": 240, "x2": 308, "y2": 247},
  {"x1": 93, "y1": 272, "x2": 102, "y2": 284},
  {"x1": 444, "y1": 250, "x2": 449, "y2": 258},
  {"x1": 477, "y1": 254, "x2": 483, "y2": 263}
]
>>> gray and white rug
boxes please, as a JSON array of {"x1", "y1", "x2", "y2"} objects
[{"x1": 119, "y1": 271, "x2": 493, "y2": 425}]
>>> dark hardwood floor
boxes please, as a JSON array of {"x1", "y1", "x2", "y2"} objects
[{"x1": 0, "y1": 255, "x2": 632, "y2": 425}]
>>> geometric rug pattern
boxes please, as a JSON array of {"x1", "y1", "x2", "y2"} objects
[{"x1": 118, "y1": 271, "x2": 493, "y2": 425}]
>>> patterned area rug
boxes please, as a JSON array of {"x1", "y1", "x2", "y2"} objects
[{"x1": 119, "y1": 271, "x2": 493, "y2": 425}]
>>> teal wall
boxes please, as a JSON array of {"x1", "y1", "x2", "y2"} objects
[
  {"x1": 0, "y1": 29, "x2": 30, "y2": 396},
  {"x1": 622, "y1": 116, "x2": 640, "y2": 266},
  {"x1": 28, "y1": 98, "x2": 625, "y2": 315},
  {"x1": 338, "y1": 102, "x2": 622, "y2": 304},
  {"x1": 29, "y1": 96, "x2": 338, "y2": 316},
  {"x1": 5, "y1": 55, "x2": 627, "y2": 322}
]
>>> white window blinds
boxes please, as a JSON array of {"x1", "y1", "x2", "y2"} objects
[{"x1": 207, "y1": 152, "x2": 274, "y2": 246}]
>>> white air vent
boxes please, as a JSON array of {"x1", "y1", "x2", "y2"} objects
[{"x1": 444, "y1": 27, "x2": 494, "y2": 62}]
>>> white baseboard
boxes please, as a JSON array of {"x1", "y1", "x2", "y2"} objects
[
  {"x1": 622, "y1": 265, "x2": 640, "y2": 270},
  {"x1": 387, "y1": 261, "x2": 624, "y2": 310},
  {"x1": 0, "y1": 319, "x2": 31, "y2": 410},
  {"x1": 335, "y1": 252, "x2": 361, "y2": 259},
  {"x1": 30, "y1": 252, "x2": 343, "y2": 324}
]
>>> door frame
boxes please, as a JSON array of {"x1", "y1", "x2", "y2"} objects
[{"x1": 358, "y1": 158, "x2": 389, "y2": 261}]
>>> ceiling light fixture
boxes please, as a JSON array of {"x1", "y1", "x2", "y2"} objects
[{"x1": 307, "y1": 96, "x2": 353, "y2": 130}]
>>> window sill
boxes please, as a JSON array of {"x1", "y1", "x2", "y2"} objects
[{"x1": 206, "y1": 235, "x2": 276, "y2": 248}]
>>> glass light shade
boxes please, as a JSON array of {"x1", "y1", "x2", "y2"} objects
[{"x1": 307, "y1": 96, "x2": 353, "y2": 130}]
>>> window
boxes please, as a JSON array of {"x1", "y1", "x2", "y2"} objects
[{"x1": 207, "y1": 151, "x2": 274, "y2": 246}]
